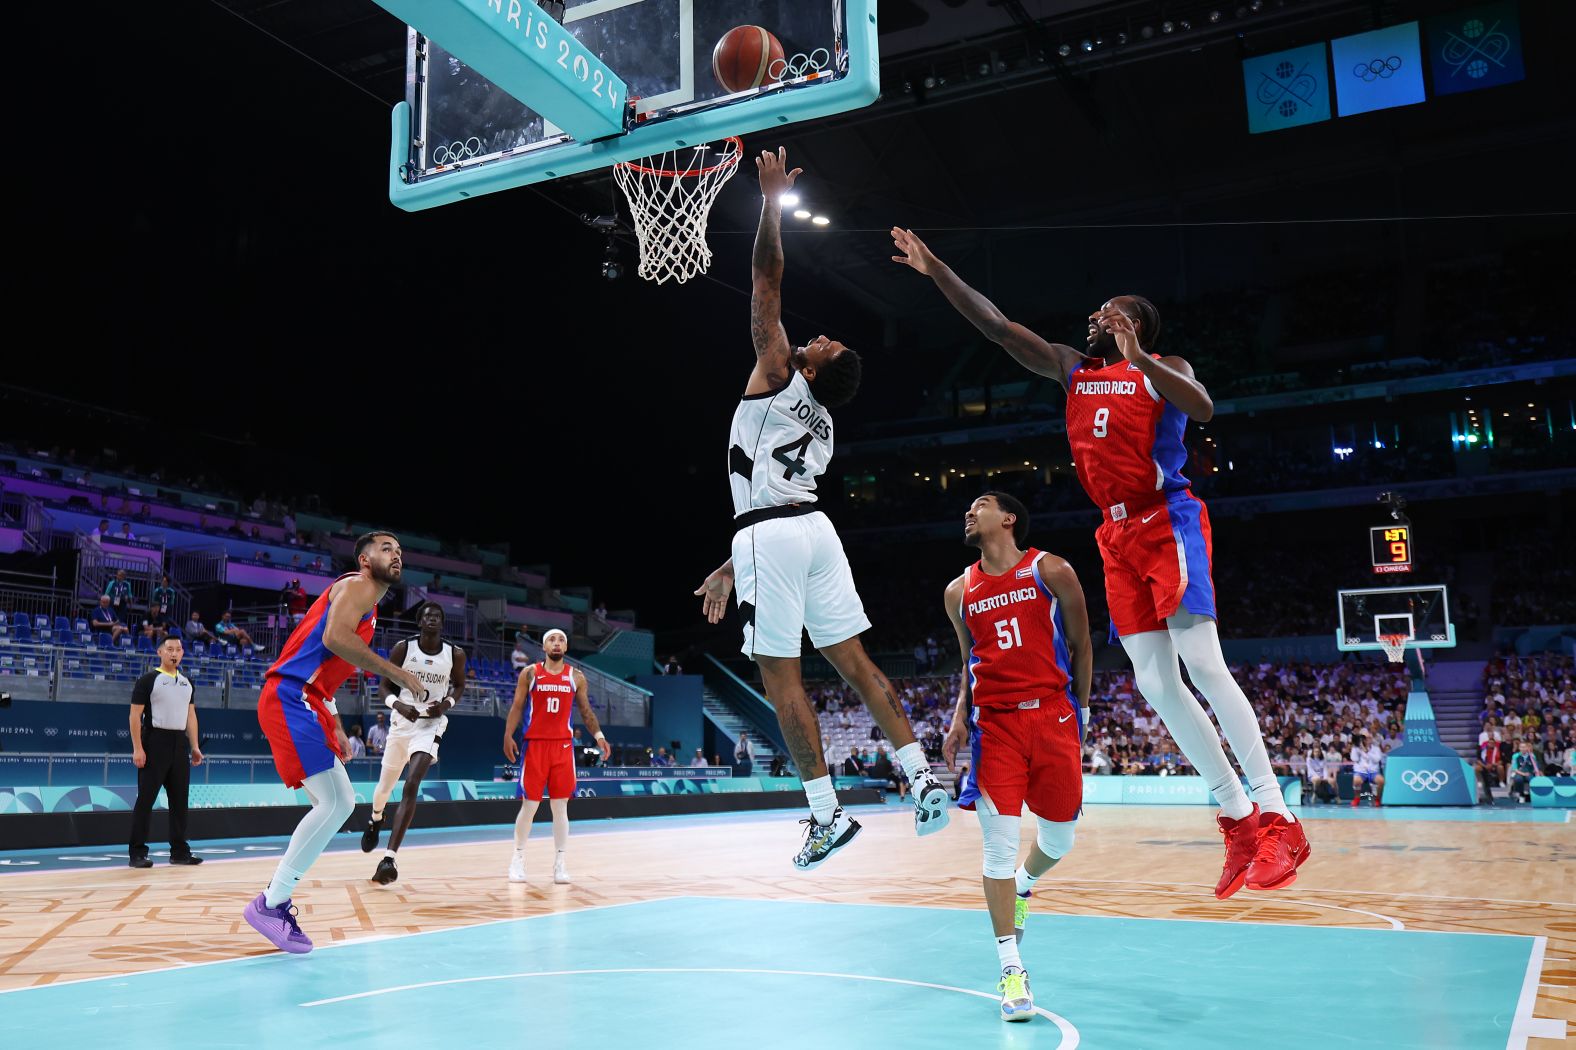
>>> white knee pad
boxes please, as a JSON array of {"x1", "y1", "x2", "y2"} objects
[
  {"x1": 977, "y1": 794, "x2": 1021, "y2": 879},
  {"x1": 1035, "y1": 817, "x2": 1076, "y2": 860}
]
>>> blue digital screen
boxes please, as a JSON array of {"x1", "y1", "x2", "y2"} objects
[
  {"x1": 1427, "y1": 1, "x2": 1525, "y2": 96},
  {"x1": 1242, "y1": 42, "x2": 1331, "y2": 134},
  {"x1": 1330, "y1": 21, "x2": 1426, "y2": 117}
]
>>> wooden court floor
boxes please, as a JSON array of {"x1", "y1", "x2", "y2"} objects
[{"x1": 0, "y1": 804, "x2": 1570, "y2": 1042}]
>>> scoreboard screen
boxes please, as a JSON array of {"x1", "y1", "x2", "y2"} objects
[{"x1": 1371, "y1": 525, "x2": 1414, "y2": 574}]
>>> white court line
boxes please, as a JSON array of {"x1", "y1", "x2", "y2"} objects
[
  {"x1": 298, "y1": 966, "x2": 1081, "y2": 1046},
  {"x1": 1039, "y1": 876, "x2": 1576, "y2": 909},
  {"x1": 1507, "y1": 936, "x2": 1563, "y2": 1050},
  {"x1": 0, "y1": 897, "x2": 675, "y2": 997}
]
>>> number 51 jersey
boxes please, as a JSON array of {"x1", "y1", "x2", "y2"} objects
[
  {"x1": 961, "y1": 548, "x2": 1076, "y2": 712},
  {"x1": 728, "y1": 371, "x2": 833, "y2": 516}
]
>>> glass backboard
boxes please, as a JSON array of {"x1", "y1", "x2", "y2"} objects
[
  {"x1": 385, "y1": 0, "x2": 878, "y2": 210},
  {"x1": 1336, "y1": 584, "x2": 1457, "y2": 652}
]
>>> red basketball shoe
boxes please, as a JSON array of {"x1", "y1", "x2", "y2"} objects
[
  {"x1": 1214, "y1": 804, "x2": 1261, "y2": 900},
  {"x1": 1246, "y1": 811, "x2": 1311, "y2": 891}
]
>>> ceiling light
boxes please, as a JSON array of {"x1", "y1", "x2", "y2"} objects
[
  {"x1": 811, "y1": 215, "x2": 830, "y2": 226},
  {"x1": 1058, "y1": 43, "x2": 1072, "y2": 57},
  {"x1": 780, "y1": 192, "x2": 800, "y2": 207},
  {"x1": 793, "y1": 209, "x2": 811, "y2": 219}
]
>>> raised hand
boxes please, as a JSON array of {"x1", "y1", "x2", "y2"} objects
[
  {"x1": 1097, "y1": 306, "x2": 1145, "y2": 364},
  {"x1": 890, "y1": 227, "x2": 940, "y2": 277},
  {"x1": 756, "y1": 146, "x2": 803, "y2": 199}
]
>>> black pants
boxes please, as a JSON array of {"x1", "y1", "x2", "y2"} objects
[{"x1": 130, "y1": 728, "x2": 192, "y2": 859}]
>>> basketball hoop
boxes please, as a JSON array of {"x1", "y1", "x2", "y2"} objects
[
  {"x1": 1379, "y1": 634, "x2": 1410, "y2": 664},
  {"x1": 612, "y1": 137, "x2": 743, "y2": 284}
]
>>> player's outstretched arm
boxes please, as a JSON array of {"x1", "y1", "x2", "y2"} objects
[
  {"x1": 891, "y1": 227, "x2": 1085, "y2": 387},
  {"x1": 1100, "y1": 307, "x2": 1214, "y2": 421},
  {"x1": 747, "y1": 147, "x2": 801, "y2": 396},
  {"x1": 322, "y1": 577, "x2": 425, "y2": 699},
  {"x1": 1037, "y1": 555, "x2": 1093, "y2": 727},
  {"x1": 941, "y1": 575, "x2": 974, "y2": 771},
  {"x1": 573, "y1": 669, "x2": 612, "y2": 761},
  {"x1": 502, "y1": 665, "x2": 534, "y2": 762}
]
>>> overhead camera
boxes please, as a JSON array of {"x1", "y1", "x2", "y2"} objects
[{"x1": 1377, "y1": 491, "x2": 1409, "y2": 523}]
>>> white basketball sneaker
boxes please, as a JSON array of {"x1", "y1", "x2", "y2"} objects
[
  {"x1": 552, "y1": 852, "x2": 570, "y2": 885},
  {"x1": 507, "y1": 854, "x2": 527, "y2": 884}
]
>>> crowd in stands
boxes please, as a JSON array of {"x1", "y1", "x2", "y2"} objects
[
  {"x1": 1491, "y1": 537, "x2": 1576, "y2": 630},
  {"x1": 1478, "y1": 653, "x2": 1576, "y2": 800}
]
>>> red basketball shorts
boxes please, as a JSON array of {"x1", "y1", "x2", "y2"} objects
[
  {"x1": 970, "y1": 699, "x2": 1082, "y2": 822},
  {"x1": 520, "y1": 738, "x2": 577, "y2": 801},
  {"x1": 1096, "y1": 491, "x2": 1217, "y2": 639}
]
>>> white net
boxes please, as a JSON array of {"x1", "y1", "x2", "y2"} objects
[
  {"x1": 1379, "y1": 634, "x2": 1409, "y2": 664},
  {"x1": 612, "y1": 138, "x2": 742, "y2": 284}
]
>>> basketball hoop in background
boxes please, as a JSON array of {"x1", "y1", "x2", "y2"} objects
[
  {"x1": 1379, "y1": 634, "x2": 1410, "y2": 664},
  {"x1": 613, "y1": 137, "x2": 743, "y2": 284}
]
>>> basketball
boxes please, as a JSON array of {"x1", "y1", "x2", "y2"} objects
[{"x1": 712, "y1": 25, "x2": 785, "y2": 94}]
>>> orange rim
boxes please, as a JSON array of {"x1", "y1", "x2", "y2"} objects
[{"x1": 616, "y1": 136, "x2": 744, "y2": 178}]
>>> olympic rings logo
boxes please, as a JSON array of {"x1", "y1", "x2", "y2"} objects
[
  {"x1": 1401, "y1": 769, "x2": 1449, "y2": 791},
  {"x1": 432, "y1": 137, "x2": 483, "y2": 165},
  {"x1": 769, "y1": 48, "x2": 832, "y2": 82},
  {"x1": 1354, "y1": 56, "x2": 1403, "y2": 82}
]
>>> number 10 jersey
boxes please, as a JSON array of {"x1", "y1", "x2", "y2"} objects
[{"x1": 727, "y1": 371, "x2": 832, "y2": 517}]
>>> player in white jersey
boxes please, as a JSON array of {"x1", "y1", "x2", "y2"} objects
[
  {"x1": 360, "y1": 602, "x2": 467, "y2": 884},
  {"x1": 695, "y1": 147, "x2": 950, "y2": 872}
]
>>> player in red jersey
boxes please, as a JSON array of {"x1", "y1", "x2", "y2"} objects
[
  {"x1": 940, "y1": 492, "x2": 1091, "y2": 1023},
  {"x1": 502, "y1": 628, "x2": 611, "y2": 884},
  {"x1": 893, "y1": 228, "x2": 1310, "y2": 898},
  {"x1": 243, "y1": 532, "x2": 430, "y2": 954}
]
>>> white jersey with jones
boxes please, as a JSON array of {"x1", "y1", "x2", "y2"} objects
[
  {"x1": 392, "y1": 639, "x2": 453, "y2": 728},
  {"x1": 728, "y1": 370, "x2": 833, "y2": 516}
]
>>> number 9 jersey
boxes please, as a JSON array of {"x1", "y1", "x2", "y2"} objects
[{"x1": 727, "y1": 370, "x2": 832, "y2": 515}]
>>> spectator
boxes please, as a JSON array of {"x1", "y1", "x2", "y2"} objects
[
  {"x1": 510, "y1": 634, "x2": 532, "y2": 673},
  {"x1": 151, "y1": 575, "x2": 176, "y2": 617},
  {"x1": 282, "y1": 511, "x2": 296, "y2": 537},
  {"x1": 345, "y1": 723, "x2": 366, "y2": 760},
  {"x1": 593, "y1": 601, "x2": 608, "y2": 623},
  {"x1": 1480, "y1": 735, "x2": 1507, "y2": 787},
  {"x1": 142, "y1": 608, "x2": 176, "y2": 645},
  {"x1": 105, "y1": 569, "x2": 133, "y2": 612},
  {"x1": 1507, "y1": 743, "x2": 1537, "y2": 802},
  {"x1": 89, "y1": 518, "x2": 111, "y2": 544},
  {"x1": 1088, "y1": 742, "x2": 1114, "y2": 775},
  {"x1": 868, "y1": 723, "x2": 884, "y2": 742},
  {"x1": 137, "y1": 503, "x2": 152, "y2": 521},
  {"x1": 184, "y1": 610, "x2": 217, "y2": 645},
  {"x1": 215, "y1": 611, "x2": 262, "y2": 652},
  {"x1": 1304, "y1": 749, "x2": 1336, "y2": 804},
  {"x1": 840, "y1": 747, "x2": 864, "y2": 776},
  {"x1": 692, "y1": 749, "x2": 709, "y2": 767},
  {"x1": 91, "y1": 595, "x2": 130, "y2": 645},
  {"x1": 281, "y1": 579, "x2": 309, "y2": 625},
  {"x1": 1350, "y1": 735, "x2": 1385, "y2": 806},
  {"x1": 430, "y1": 574, "x2": 443, "y2": 593},
  {"x1": 734, "y1": 731, "x2": 754, "y2": 776},
  {"x1": 118, "y1": 522, "x2": 137, "y2": 543},
  {"x1": 651, "y1": 747, "x2": 673, "y2": 767},
  {"x1": 769, "y1": 753, "x2": 789, "y2": 777},
  {"x1": 663, "y1": 655, "x2": 683, "y2": 675},
  {"x1": 366, "y1": 712, "x2": 388, "y2": 756}
]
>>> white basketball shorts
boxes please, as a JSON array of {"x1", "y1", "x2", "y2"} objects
[
  {"x1": 381, "y1": 713, "x2": 448, "y2": 769},
  {"x1": 731, "y1": 510, "x2": 871, "y2": 659}
]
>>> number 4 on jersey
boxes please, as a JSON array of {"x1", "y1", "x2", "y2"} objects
[{"x1": 772, "y1": 434, "x2": 812, "y2": 480}]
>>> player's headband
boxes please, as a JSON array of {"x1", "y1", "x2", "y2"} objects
[{"x1": 543, "y1": 629, "x2": 568, "y2": 644}]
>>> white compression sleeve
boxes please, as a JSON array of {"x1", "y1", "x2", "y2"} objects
[
  {"x1": 1120, "y1": 630, "x2": 1254, "y2": 820},
  {"x1": 264, "y1": 762, "x2": 355, "y2": 907},
  {"x1": 1168, "y1": 614, "x2": 1290, "y2": 818}
]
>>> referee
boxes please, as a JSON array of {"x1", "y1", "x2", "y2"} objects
[{"x1": 129, "y1": 635, "x2": 205, "y2": 868}]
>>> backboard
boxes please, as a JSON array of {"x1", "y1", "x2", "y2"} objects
[
  {"x1": 384, "y1": 0, "x2": 879, "y2": 210},
  {"x1": 1335, "y1": 584, "x2": 1456, "y2": 653}
]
